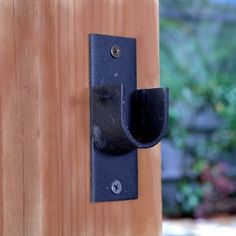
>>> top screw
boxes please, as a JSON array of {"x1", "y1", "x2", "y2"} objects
[{"x1": 111, "y1": 45, "x2": 121, "y2": 59}]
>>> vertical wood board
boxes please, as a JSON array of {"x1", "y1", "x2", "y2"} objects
[{"x1": 0, "y1": 0, "x2": 162, "y2": 235}]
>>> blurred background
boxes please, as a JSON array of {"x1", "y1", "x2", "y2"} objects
[{"x1": 160, "y1": 0, "x2": 236, "y2": 235}]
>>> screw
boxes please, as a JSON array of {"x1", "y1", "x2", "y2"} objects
[
  {"x1": 111, "y1": 45, "x2": 121, "y2": 59},
  {"x1": 111, "y1": 179, "x2": 122, "y2": 194}
]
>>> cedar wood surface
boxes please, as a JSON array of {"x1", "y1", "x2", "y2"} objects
[{"x1": 0, "y1": 0, "x2": 162, "y2": 235}]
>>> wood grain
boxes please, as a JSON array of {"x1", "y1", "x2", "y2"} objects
[{"x1": 0, "y1": 0, "x2": 161, "y2": 235}]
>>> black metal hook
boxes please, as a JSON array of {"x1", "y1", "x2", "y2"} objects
[
  {"x1": 92, "y1": 84, "x2": 169, "y2": 155},
  {"x1": 90, "y1": 33, "x2": 169, "y2": 202}
]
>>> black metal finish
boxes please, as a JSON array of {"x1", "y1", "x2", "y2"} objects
[
  {"x1": 93, "y1": 85, "x2": 169, "y2": 155},
  {"x1": 90, "y1": 34, "x2": 169, "y2": 202}
]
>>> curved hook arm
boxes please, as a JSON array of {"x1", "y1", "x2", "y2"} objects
[{"x1": 91, "y1": 84, "x2": 169, "y2": 155}]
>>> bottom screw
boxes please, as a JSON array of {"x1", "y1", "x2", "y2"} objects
[{"x1": 111, "y1": 179, "x2": 122, "y2": 194}]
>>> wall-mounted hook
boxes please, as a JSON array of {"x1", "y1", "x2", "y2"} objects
[
  {"x1": 92, "y1": 84, "x2": 168, "y2": 155},
  {"x1": 90, "y1": 34, "x2": 169, "y2": 202}
]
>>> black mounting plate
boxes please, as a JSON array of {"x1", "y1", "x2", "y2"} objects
[{"x1": 89, "y1": 34, "x2": 138, "y2": 202}]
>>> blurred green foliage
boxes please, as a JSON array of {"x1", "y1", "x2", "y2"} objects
[
  {"x1": 177, "y1": 181, "x2": 205, "y2": 214},
  {"x1": 160, "y1": 0, "x2": 236, "y2": 216}
]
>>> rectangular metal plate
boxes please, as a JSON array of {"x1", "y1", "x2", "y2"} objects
[{"x1": 89, "y1": 34, "x2": 138, "y2": 202}]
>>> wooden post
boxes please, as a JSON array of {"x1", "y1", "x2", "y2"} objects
[{"x1": 0, "y1": 0, "x2": 162, "y2": 235}]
